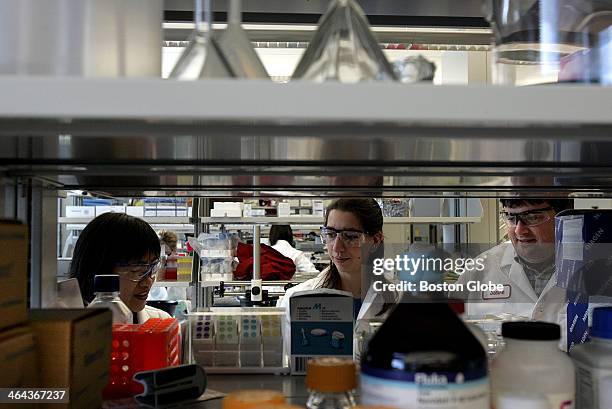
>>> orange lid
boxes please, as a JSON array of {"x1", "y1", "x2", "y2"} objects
[
  {"x1": 223, "y1": 390, "x2": 285, "y2": 409},
  {"x1": 306, "y1": 357, "x2": 357, "y2": 392},
  {"x1": 252, "y1": 405, "x2": 302, "y2": 409}
]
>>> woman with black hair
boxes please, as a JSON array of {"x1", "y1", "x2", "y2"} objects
[
  {"x1": 269, "y1": 225, "x2": 318, "y2": 274},
  {"x1": 69, "y1": 212, "x2": 170, "y2": 323}
]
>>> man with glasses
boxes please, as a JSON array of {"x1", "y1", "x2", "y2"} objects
[{"x1": 456, "y1": 198, "x2": 573, "y2": 347}]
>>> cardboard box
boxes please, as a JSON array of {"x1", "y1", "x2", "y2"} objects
[
  {"x1": 29, "y1": 309, "x2": 112, "y2": 409},
  {"x1": 0, "y1": 220, "x2": 28, "y2": 331},
  {"x1": 0, "y1": 326, "x2": 38, "y2": 388},
  {"x1": 289, "y1": 289, "x2": 354, "y2": 374}
]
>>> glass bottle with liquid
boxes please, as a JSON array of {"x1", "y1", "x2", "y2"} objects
[
  {"x1": 87, "y1": 274, "x2": 131, "y2": 324},
  {"x1": 360, "y1": 296, "x2": 489, "y2": 409},
  {"x1": 306, "y1": 357, "x2": 357, "y2": 409}
]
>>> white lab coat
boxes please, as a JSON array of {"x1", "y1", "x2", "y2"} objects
[
  {"x1": 456, "y1": 242, "x2": 568, "y2": 349},
  {"x1": 277, "y1": 269, "x2": 393, "y2": 361},
  {"x1": 272, "y1": 240, "x2": 318, "y2": 274},
  {"x1": 133, "y1": 305, "x2": 172, "y2": 323}
]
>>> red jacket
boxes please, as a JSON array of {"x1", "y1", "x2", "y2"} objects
[{"x1": 234, "y1": 242, "x2": 296, "y2": 280}]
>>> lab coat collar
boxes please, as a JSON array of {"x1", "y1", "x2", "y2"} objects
[
  {"x1": 501, "y1": 243, "x2": 539, "y2": 303},
  {"x1": 500, "y1": 243, "x2": 516, "y2": 270}
]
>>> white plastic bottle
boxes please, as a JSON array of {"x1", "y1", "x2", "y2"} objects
[
  {"x1": 570, "y1": 307, "x2": 612, "y2": 409},
  {"x1": 491, "y1": 321, "x2": 575, "y2": 409},
  {"x1": 88, "y1": 274, "x2": 132, "y2": 324}
]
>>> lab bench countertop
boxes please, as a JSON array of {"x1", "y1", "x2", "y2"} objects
[{"x1": 195, "y1": 374, "x2": 308, "y2": 408}]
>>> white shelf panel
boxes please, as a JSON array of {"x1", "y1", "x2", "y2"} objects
[
  {"x1": 59, "y1": 216, "x2": 191, "y2": 223},
  {"x1": 201, "y1": 216, "x2": 481, "y2": 224},
  {"x1": 153, "y1": 280, "x2": 191, "y2": 287},
  {"x1": 201, "y1": 216, "x2": 323, "y2": 224},
  {"x1": 1, "y1": 77, "x2": 611, "y2": 125}
]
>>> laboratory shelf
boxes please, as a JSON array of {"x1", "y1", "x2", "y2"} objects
[
  {"x1": 4, "y1": 77, "x2": 612, "y2": 196},
  {"x1": 59, "y1": 216, "x2": 192, "y2": 224},
  {"x1": 201, "y1": 216, "x2": 481, "y2": 224},
  {"x1": 153, "y1": 280, "x2": 191, "y2": 287},
  {"x1": 0, "y1": 76, "x2": 611, "y2": 124}
]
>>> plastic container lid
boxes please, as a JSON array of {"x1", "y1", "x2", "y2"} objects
[
  {"x1": 223, "y1": 390, "x2": 285, "y2": 409},
  {"x1": 306, "y1": 357, "x2": 356, "y2": 393},
  {"x1": 93, "y1": 274, "x2": 120, "y2": 292},
  {"x1": 591, "y1": 307, "x2": 612, "y2": 339},
  {"x1": 502, "y1": 321, "x2": 560, "y2": 341},
  {"x1": 496, "y1": 394, "x2": 550, "y2": 409}
]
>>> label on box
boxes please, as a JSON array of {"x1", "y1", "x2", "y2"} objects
[{"x1": 290, "y1": 290, "x2": 353, "y2": 359}]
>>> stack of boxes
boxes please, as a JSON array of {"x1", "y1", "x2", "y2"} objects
[
  {"x1": 0, "y1": 221, "x2": 38, "y2": 392},
  {"x1": 0, "y1": 220, "x2": 113, "y2": 408}
]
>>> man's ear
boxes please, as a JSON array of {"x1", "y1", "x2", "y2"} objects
[{"x1": 372, "y1": 231, "x2": 384, "y2": 245}]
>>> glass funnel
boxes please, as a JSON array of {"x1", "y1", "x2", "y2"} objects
[
  {"x1": 169, "y1": 0, "x2": 234, "y2": 79},
  {"x1": 292, "y1": 0, "x2": 397, "y2": 82},
  {"x1": 219, "y1": 0, "x2": 268, "y2": 78}
]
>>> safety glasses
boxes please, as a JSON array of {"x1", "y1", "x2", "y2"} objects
[
  {"x1": 500, "y1": 207, "x2": 554, "y2": 227},
  {"x1": 115, "y1": 259, "x2": 162, "y2": 282},
  {"x1": 320, "y1": 227, "x2": 366, "y2": 248}
]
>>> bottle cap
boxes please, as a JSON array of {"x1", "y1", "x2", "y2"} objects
[
  {"x1": 591, "y1": 307, "x2": 612, "y2": 339},
  {"x1": 306, "y1": 357, "x2": 356, "y2": 393},
  {"x1": 223, "y1": 390, "x2": 285, "y2": 409},
  {"x1": 93, "y1": 274, "x2": 120, "y2": 293},
  {"x1": 502, "y1": 321, "x2": 560, "y2": 341}
]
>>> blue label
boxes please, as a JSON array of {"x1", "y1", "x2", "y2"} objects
[
  {"x1": 361, "y1": 363, "x2": 488, "y2": 383},
  {"x1": 291, "y1": 322, "x2": 353, "y2": 356}
]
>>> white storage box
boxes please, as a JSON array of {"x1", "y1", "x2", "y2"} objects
[
  {"x1": 66, "y1": 206, "x2": 95, "y2": 218},
  {"x1": 125, "y1": 206, "x2": 144, "y2": 217},
  {"x1": 95, "y1": 206, "x2": 126, "y2": 216}
]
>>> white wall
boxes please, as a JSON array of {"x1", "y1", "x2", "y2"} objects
[{"x1": 163, "y1": 46, "x2": 488, "y2": 84}]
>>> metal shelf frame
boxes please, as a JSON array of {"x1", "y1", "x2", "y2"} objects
[{"x1": 2, "y1": 77, "x2": 612, "y2": 197}]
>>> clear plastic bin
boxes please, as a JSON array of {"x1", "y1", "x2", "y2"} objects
[{"x1": 188, "y1": 307, "x2": 288, "y2": 374}]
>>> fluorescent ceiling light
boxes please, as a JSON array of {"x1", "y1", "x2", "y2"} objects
[{"x1": 163, "y1": 22, "x2": 491, "y2": 35}]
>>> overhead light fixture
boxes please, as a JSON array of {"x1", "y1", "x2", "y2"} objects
[{"x1": 163, "y1": 22, "x2": 491, "y2": 35}]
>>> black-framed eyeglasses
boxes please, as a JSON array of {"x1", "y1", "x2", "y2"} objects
[
  {"x1": 115, "y1": 259, "x2": 162, "y2": 282},
  {"x1": 500, "y1": 207, "x2": 554, "y2": 227},
  {"x1": 320, "y1": 227, "x2": 366, "y2": 248}
]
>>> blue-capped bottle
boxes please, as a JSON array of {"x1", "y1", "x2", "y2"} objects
[{"x1": 360, "y1": 296, "x2": 489, "y2": 408}]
